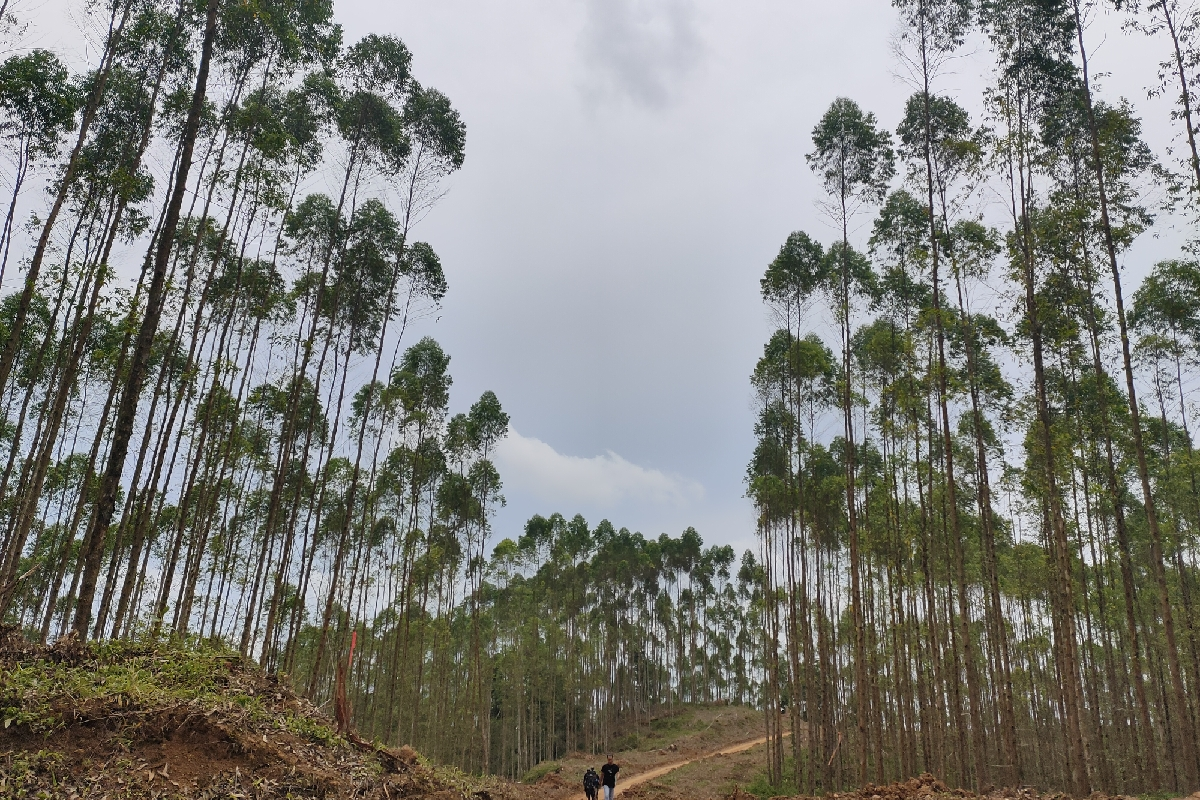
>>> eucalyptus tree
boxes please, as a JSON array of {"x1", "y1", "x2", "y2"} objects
[
  {"x1": 1070, "y1": 2, "x2": 1197, "y2": 779},
  {"x1": 1034, "y1": 84, "x2": 1172, "y2": 788},
  {"x1": 462, "y1": 388, "x2": 509, "y2": 770},
  {"x1": 1139, "y1": 0, "x2": 1200, "y2": 197},
  {"x1": 942, "y1": 219, "x2": 1021, "y2": 786},
  {"x1": 0, "y1": 0, "x2": 185, "y2": 624},
  {"x1": 0, "y1": 0, "x2": 605, "y2": 779},
  {"x1": 892, "y1": 0, "x2": 1013, "y2": 781},
  {"x1": 807, "y1": 97, "x2": 893, "y2": 783},
  {"x1": 250, "y1": 32, "x2": 427, "y2": 661},
  {"x1": 0, "y1": 51, "x2": 78, "y2": 283},
  {"x1": 736, "y1": 0, "x2": 1200, "y2": 793},
  {"x1": 1131, "y1": 258, "x2": 1200, "y2": 755},
  {"x1": 152, "y1": 1, "x2": 343, "y2": 642},
  {"x1": 757, "y1": 232, "x2": 835, "y2": 788},
  {"x1": 978, "y1": 1, "x2": 1097, "y2": 790},
  {"x1": 62, "y1": 0, "x2": 319, "y2": 642},
  {"x1": 893, "y1": 80, "x2": 993, "y2": 787},
  {"x1": 71, "y1": 0, "x2": 222, "y2": 638},
  {"x1": 0, "y1": 0, "x2": 197, "y2": 629},
  {"x1": 0, "y1": 0, "x2": 142, "y2": 402},
  {"x1": 867, "y1": 189, "x2": 950, "y2": 782},
  {"x1": 295, "y1": 80, "x2": 464, "y2": 687}
]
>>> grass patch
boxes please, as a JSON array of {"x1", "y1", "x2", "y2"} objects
[
  {"x1": 0, "y1": 635, "x2": 337, "y2": 746},
  {"x1": 0, "y1": 632, "x2": 487, "y2": 799},
  {"x1": 744, "y1": 756, "x2": 798, "y2": 799},
  {"x1": 522, "y1": 759, "x2": 561, "y2": 783},
  {"x1": 631, "y1": 706, "x2": 711, "y2": 749},
  {"x1": 614, "y1": 732, "x2": 641, "y2": 751},
  {"x1": 0, "y1": 750, "x2": 65, "y2": 797},
  {"x1": 650, "y1": 709, "x2": 696, "y2": 733}
]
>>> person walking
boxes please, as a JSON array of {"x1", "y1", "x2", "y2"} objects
[
  {"x1": 600, "y1": 754, "x2": 620, "y2": 800},
  {"x1": 583, "y1": 767, "x2": 600, "y2": 800}
]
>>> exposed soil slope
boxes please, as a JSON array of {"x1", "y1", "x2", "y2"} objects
[{"x1": 0, "y1": 629, "x2": 482, "y2": 799}]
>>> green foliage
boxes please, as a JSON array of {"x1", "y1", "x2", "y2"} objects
[
  {"x1": 0, "y1": 50, "x2": 79, "y2": 156},
  {"x1": 808, "y1": 97, "x2": 896, "y2": 211},
  {"x1": 745, "y1": 758, "x2": 799, "y2": 799},
  {"x1": 0, "y1": 638, "x2": 338, "y2": 740},
  {"x1": 520, "y1": 760, "x2": 561, "y2": 784}
]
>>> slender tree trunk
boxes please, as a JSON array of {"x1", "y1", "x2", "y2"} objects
[
  {"x1": 1071, "y1": 3, "x2": 1199, "y2": 784},
  {"x1": 0, "y1": 1, "x2": 133, "y2": 399},
  {"x1": 71, "y1": 0, "x2": 220, "y2": 637}
]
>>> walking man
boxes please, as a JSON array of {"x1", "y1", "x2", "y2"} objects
[
  {"x1": 584, "y1": 767, "x2": 600, "y2": 800},
  {"x1": 601, "y1": 754, "x2": 619, "y2": 800}
]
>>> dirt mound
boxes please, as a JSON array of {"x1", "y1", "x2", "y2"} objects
[
  {"x1": 824, "y1": 774, "x2": 971, "y2": 800},
  {"x1": 535, "y1": 771, "x2": 571, "y2": 789},
  {"x1": 0, "y1": 629, "x2": 474, "y2": 799},
  {"x1": 726, "y1": 775, "x2": 1148, "y2": 800}
]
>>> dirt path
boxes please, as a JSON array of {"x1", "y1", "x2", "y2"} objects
[{"x1": 581, "y1": 733, "x2": 788, "y2": 800}]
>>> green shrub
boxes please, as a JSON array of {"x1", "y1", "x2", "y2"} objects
[
  {"x1": 521, "y1": 760, "x2": 561, "y2": 784},
  {"x1": 744, "y1": 758, "x2": 797, "y2": 799}
]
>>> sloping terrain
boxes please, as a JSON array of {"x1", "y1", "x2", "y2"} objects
[
  {"x1": 0, "y1": 628, "x2": 481, "y2": 799},
  {"x1": 515, "y1": 704, "x2": 765, "y2": 799}
]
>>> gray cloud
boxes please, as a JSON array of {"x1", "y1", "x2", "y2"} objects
[
  {"x1": 322, "y1": 0, "x2": 1174, "y2": 552},
  {"x1": 579, "y1": 0, "x2": 704, "y2": 108}
]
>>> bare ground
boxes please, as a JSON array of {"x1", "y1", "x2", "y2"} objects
[
  {"x1": 516, "y1": 705, "x2": 766, "y2": 800},
  {"x1": 614, "y1": 738, "x2": 775, "y2": 800}
]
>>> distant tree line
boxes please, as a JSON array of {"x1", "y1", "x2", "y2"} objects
[
  {"x1": 748, "y1": 0, "x2": 1200, "y2": 796},
  {"x1": 365, "y1": 515, "x2": 763, "y2": 779}
]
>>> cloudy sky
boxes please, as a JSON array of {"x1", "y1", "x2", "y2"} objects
[
  {"x1": 320, "y1": 0, "x2": 1177, "y2": 555},
  {"x1": 19, "y1": 0, "x2": 1179, "y2": 555}
]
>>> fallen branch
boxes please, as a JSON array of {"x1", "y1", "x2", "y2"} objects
[{"x1": 827, "y1": 731, "x2": 843, "y2": 768}]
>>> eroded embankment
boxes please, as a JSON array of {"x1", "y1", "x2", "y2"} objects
[{"x1": 0, "y1": 628, "x2": 482, "y2": 799}]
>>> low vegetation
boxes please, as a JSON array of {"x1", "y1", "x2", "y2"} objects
[{"x1": 0, "y1": 629, "x2": 474, "y2": 799}]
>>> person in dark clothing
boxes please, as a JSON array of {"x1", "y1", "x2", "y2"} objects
[
  {"x1": 600, "y1": 755, "x2": 619, "y2": 800},
  {"x1": 583, "y1": 767, "x2": 600, "y2": 800}
]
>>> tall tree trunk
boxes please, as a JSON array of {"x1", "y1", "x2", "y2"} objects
[
  {"x1": 71, "y1": 0, "x2": 220, "y2": 637},
  {"x1": 1071, "y1": 2, "x2": 1199, "y2": 784}
]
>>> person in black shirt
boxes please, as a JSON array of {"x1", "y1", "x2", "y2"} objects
[{"x1": 600, "y1": 754, "x2": 619, "y2": 800}]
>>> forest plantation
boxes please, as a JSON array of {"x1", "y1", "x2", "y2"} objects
[{"x1": 1, "y1": 0, "x2": 1200, "y2": 798}]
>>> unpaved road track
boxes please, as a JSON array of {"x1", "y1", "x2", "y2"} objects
[{"x1": 579, "y1": 733, "x2": 788, "y2": 799}]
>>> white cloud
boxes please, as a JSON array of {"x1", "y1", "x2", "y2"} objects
[
  {"x1": 495, "y1": 429, "x2": 704, "y2": 509},
  {"x1": 579, "y1": 0, "x2": 704, "y2": 108}
]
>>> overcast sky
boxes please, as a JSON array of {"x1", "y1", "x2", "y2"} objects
[
  {"x1": 318, "y1": 0, "x2": 1179, "y2": 555},
  {"x1": 17, "y1": 0, "x2": 1185, "y2": 556}
]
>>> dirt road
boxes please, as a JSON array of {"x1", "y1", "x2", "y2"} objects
[{"x1": 581, "y1": 733, "x2": 788, "y2": 800}]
